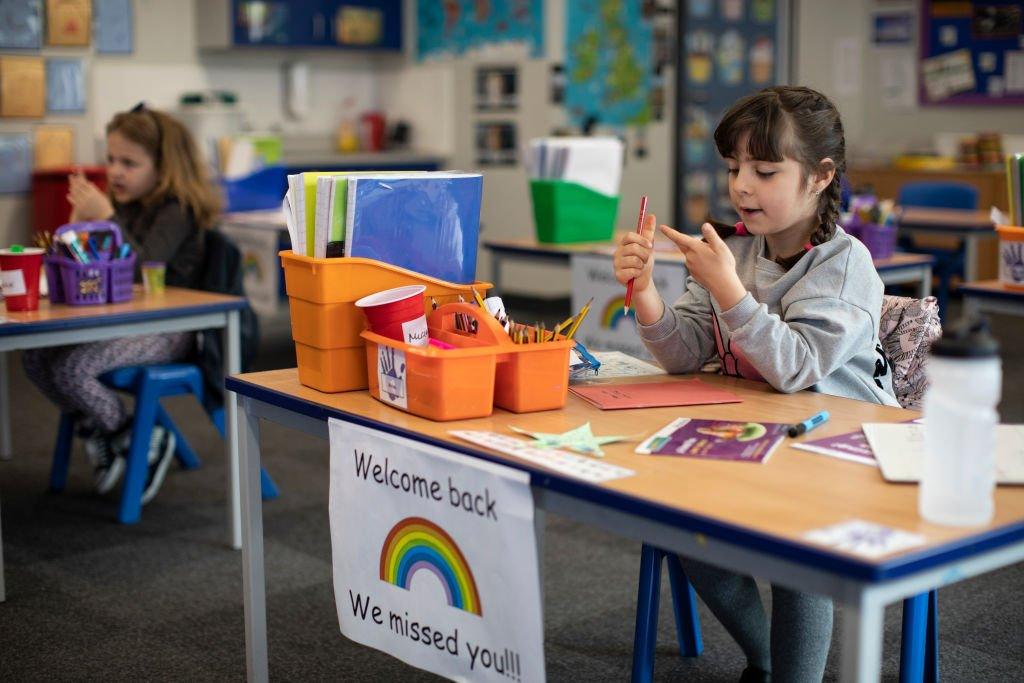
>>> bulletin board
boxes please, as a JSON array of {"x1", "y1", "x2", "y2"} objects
[{"x1": 919, "y1": 0, "x2": 1024, "y2": 105}]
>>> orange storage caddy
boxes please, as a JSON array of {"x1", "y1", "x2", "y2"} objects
[
  {"x1": 362, "y1": 302, "x2": 574, "y2": 421},
  {"x1": 280, "y1": 251, "x2": 492, "y2": 393}
]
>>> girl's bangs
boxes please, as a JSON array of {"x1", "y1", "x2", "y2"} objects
[{"x1": 714, "y1": 98, "x2": 793, "y2": 163}]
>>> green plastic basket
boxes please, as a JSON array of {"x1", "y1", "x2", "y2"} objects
[{"x1": 530, "y1": 179, "x2": 619, "y2": 243}]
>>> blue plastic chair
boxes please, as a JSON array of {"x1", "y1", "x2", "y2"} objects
[
  {"x1": 897, "y1": 181, "x2": 979, "y2": 318},
  {"x1": 49, "y1": 363, "x2": 279, "y2": 524},
  {"x1": 633, "y1": 545, "x2": 938, "y2": 682}
]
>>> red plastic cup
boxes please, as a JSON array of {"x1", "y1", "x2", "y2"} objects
[
  {"x1": 0, "y1": 246, "x2": 45, "y2": 311},
  {"x1": 355, "y1": 284, "x2": 429, "y2": 346}
]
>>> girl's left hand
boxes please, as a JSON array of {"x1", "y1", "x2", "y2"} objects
[
  {"x1": 67, "y1": 173, "x2": 114, "y2": 222},
  {"x1": 660, "y1": 222, "x2": 747, "y2": 310}
]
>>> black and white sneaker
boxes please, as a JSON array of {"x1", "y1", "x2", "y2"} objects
[
  {"x1": 83, "y1": 433, "x2": 125, "y2": 495},
  {"x1": 140, "y1": 425, "x2": 176, "y2": 505}
]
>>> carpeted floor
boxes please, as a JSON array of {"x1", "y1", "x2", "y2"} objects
[{"x1": 1, "y1": 299, "x2": 1022, "y2": 681}]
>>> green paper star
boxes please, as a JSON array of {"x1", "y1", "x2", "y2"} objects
[{"x1": 509, "y1": 422, "x2": 634, "y2": 457}]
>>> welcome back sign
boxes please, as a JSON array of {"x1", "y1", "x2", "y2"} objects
[{"x1": 328, "y1": 420, "x2": 544, "y2": 682}]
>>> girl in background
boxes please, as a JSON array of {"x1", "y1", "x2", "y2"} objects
[{"x1": 24, "y1": 103, "x2": 220, "y2": 505}]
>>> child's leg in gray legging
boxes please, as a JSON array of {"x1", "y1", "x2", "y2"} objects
[
  {"x1": 677, "y1": 556, "x2": 770, "y2": 671},
  {"x1": 770, "y1": 584, "x2": 833, "y2": 683}
]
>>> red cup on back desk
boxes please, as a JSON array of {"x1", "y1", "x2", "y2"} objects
[
  {"x1": 355, "y1": 284, "x2": 429, "y2": 346},
  {"x1": 0, "y1": 246, "x2": 45, "y2": 311}
]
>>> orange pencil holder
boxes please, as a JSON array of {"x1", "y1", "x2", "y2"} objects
[
  {"x1": 362, "y1": 302, "x2": 574, "y2": 421},
  {"x1": 280, "y1": 251, "x2": 492, "y2": 393}
]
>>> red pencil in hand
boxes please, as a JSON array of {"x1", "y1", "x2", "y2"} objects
[{"x1": 623, "y1": 195, "x2": 649, "y2": 315}]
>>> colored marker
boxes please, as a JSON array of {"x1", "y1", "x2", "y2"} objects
[
  {"x1": 58, "y1": 231, "x2": 90, "y2": 264},
  {"x1": 623, "y1": 195, "x2": 649, "y2": 315},
  {"x1": 788, "y1": 410, "x2": 830, "y2": 438}
]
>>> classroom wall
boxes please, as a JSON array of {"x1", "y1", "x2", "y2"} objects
[
  {"x1": 0, "y1": 0, "x2": 399, "y2": 246},
  {"x1": 795, "y1": 0, "x2": 1024, "y2": 160}
]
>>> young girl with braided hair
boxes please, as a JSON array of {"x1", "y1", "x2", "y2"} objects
[{"x1": 613, "y1": 86, "x2": 897, "y2": 682}]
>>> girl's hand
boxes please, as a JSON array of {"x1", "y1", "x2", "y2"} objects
[
  {"x1": 613, "y1": 213, "x2": 657, "y2": 292},
  {"x1": 67, "y1": 173, "x2": 114, "y2": 222},
  {"x1": 660, "y1": 222, "x2": 747, "y2": 310}
]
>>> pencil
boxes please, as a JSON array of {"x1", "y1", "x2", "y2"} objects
[
  {"x1": 566, "y1": 298, "x2": 593, "y2": 339},
  {"x1": 623, "y1": 195, "x2": 649, "y2": 315},
  {"x1": 471, "y1": 287, "x2": 486, "y2": 309}
]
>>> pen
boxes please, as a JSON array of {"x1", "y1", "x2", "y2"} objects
[
  {"x1": 623, "y1": 195, "x2": 648, "y2": 315},
  {"x1": 788, "y1": 410, "x2": 830, "y2": 438}
]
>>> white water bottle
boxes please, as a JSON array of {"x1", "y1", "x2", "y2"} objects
[{"x1": 919, "y1": 317, "x2": 1001, "y2": 526}]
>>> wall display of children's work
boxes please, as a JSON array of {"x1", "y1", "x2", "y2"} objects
[
  {"x1": 417, "y1": 0, "x2": 543, "y2": 60},
  {"x1": 677, "y1": 0, "x2": 791, "y2": 231},
  {"x1": 919, "y1": 0, "x2": 1024, "y2": 104}
]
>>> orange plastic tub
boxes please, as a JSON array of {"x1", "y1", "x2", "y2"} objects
[
  {"x1": 281, "y1": 251, "x2": 492, "y2": 392},
  {"x1": 996, "y1": 225, "x2": 1024, "y2": 291},
  {"x1": 362, "y1": 302, "x2": 573, "y2": 421}
]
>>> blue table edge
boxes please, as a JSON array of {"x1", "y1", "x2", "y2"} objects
[
  {"x1": 0, "y1": 299, "x2": 247, "y2": 337},
  {"x1": 226, "y1": 375, "x2": 1024, "y2": 584}
]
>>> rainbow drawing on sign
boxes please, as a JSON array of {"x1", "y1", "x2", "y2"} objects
[
  {"x1": 602, "y1": 296, "x2": 635, "y2": 329},
  {"x1": 379, "y1": 516, "x2": 482, "y2": 616}
]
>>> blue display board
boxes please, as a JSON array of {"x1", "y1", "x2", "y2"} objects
[
  {"x1": 919, "y1": 0, "x2": 1024, "y2": 105},
  {"x1": 681, "y1": 0, "x2": 789, "y2": 230}
]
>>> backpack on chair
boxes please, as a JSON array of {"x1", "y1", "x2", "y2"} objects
[
  {"x1": 193, "y1": 228, "x2": 260, "y2": 406},
  {"x1": 879, "y1": 295, "x2": 942, "y2": 410}
]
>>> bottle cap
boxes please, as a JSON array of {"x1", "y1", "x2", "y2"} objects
[
  {"x1": 9, "y1": 244, "x2": 23, "y2": 253},
  {"x1": 931, "y1": 316, "x2": 999, "y2": 358}
]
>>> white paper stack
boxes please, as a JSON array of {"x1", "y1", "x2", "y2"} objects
[{"x1": 527, "y1": 137, "x2": 623, "y2": 197}]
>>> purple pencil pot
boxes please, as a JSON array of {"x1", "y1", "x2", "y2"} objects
[
  {"x1": 858, "y1": 222, "x2": 897, "y2": 260},
  {"x1": 46, "y1": 221, "x2": 136, "y2": 305}
]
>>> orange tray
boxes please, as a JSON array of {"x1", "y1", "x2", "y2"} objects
[
  {"x1": 281, "y1": 251, "x2": 492, "y2": 392},
  {"x1": 362, "y1": 302, "x2": 573, "y2": 421}
]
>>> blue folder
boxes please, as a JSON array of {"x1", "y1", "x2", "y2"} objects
[{"x1": 345, "y1": 174, "x2": 483, "y2": 284}]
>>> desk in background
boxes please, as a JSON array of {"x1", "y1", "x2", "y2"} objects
[
  {"x1": 483, "y1": 237, "x2": 936, "y2": 297},
  {"x1": 960, "y1": 279, "x2": 1024, "y2": 319},
  {"x1": 0, "y1": 287, "x2": 249, "y2": 602},
  {"x1": 849, "y1": 164, "x2": 1006, "y2": 279},
  {"x1": 220, "y1": 210, "x2": 290, "y2": 319},
  {"x1": 228, "y1": 369, "x2": 1024, "y2": 682},
  {"x1": 896, "y1": 208, "x2": 997, "y2": 283}
]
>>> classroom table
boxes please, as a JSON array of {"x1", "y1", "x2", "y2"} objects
[
  {"x1": 895, "y1": 207, "x2": 997, "y2": 282},
  {"x1": 484, "y1": 237, "x2": 935, "y2": 297},
  {"x1": 959, "y1": 279, "x2": 1024, "y2": 319},
  {"x1": 0, "y1": 286, "x2": 248, "y2": 602},
  {"x1": 228, "y1": 369, "x2": 1024, "y2": 683}
]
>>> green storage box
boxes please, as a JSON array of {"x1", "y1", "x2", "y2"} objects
[{"x1": 530, "y1": 179, "x2": 620, "y2": 243}]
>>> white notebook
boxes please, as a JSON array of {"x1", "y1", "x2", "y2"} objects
[{"x1": 861, "y1": 423, "x2": 1024, "y2": 484}]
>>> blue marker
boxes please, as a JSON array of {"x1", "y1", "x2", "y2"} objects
[
  {"x1": 788, "y1": 410, "x2": 829, "y2": 438},
  {"x1": 118, "y1": 242, "x2": 131, "y2": 259}
]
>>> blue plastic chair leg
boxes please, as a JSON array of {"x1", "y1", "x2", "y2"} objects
[
  {"x1": 900, "y1": 590, "x2": 940, "y2": 683},
  {"x1": 49, "y1": 412, "x2": 76, "y2": 492},
  {"x1": 632, "y1": 544, "x2": 663, "y2": 683},
  {"x1": 925, "y1": 590, "x2": 939, "y2": 682},
  {"x1": 156, "y1": 404, "x2": 201, "y2": 470},
  {"x1": 118, "y1": 383, "x2": 161, "y2": 524},
  {"x1": 260, "y1": 468, "x2": 280, "y2": 500},
  {"x1": 666, "y1": 552, "x2": 703, "y2": 657}
]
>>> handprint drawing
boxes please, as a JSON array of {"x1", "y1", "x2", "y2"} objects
[
  {"x1": 1003, "y1": 242, "x2": 1024, "y2": 284},
  {"x1": 379, "y1": 345, "x2": 406, "y2": 402}
]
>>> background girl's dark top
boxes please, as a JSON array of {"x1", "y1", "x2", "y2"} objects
[{"x1": 113, "y1": 197, "x2": 205, "y2": 288}]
